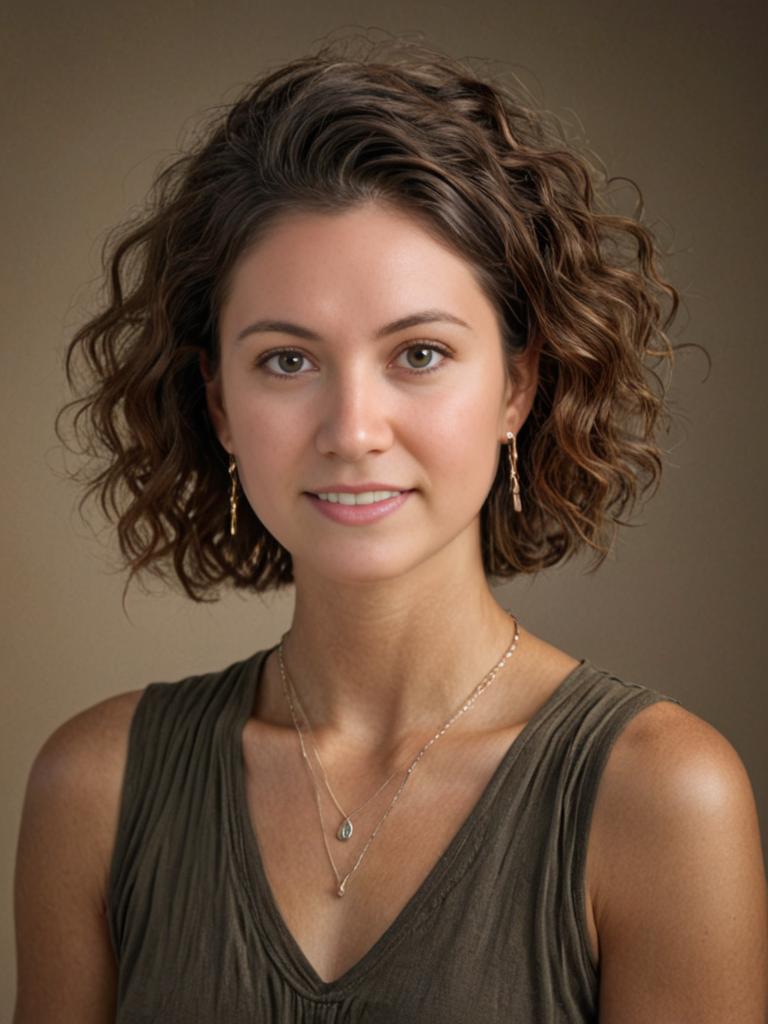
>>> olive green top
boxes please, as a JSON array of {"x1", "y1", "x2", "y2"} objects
[{"x1": 108, "y1": 645, "x2": 681, "y2": 1022}]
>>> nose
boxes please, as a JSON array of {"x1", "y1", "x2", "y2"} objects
[{"x1": 314, "y1": 361, "x2": 395, "y2": 462}]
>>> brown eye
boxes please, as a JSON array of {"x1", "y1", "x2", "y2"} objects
[
  {"x1": 256, "y1": 349, "x2": 311, "y2": 379},
  {"x1": 256, "y1": 343, "x2": 450, "y2": 381},
  {"x1": 273, "y1": 352, "x2": 305, "y2": 374},
  {"x1": 396, "y1": 343, "x2": 450, "y2": 375},
  {"x1": 406, "y1": 346, "x2": 434, "y2": 369}
]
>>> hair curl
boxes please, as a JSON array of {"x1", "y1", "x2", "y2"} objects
[{"x1": 57, "y1": 36, "x2": 681, "y2": 602}]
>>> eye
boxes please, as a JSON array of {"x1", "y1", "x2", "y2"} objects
[
  {"x1": 394, "y1": 342, "x2": 451, "y2": 375},
  {"x1": 254, "y1": 349, "x2": 314, "y2": 379},
  {"x1": 253, "y1": 342, "x2": 451, "y2": 381}
]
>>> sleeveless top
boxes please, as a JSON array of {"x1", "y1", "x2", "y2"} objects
[{"x1": 107, "y1": 645, "x2": 682, "y2": 1023}]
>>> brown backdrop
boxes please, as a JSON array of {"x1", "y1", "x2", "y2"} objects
[{"x1": 2, "y1": 0, "x2": 766, "y2": 1012}]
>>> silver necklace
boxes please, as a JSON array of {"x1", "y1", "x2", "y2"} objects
[{"x1": 276, "y1": 614, "x2": 520, "y2": 897}]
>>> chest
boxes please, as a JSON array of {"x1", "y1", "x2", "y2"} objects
[{"x1": 241, "y1": 721, "x2": 600, "y2": 985}]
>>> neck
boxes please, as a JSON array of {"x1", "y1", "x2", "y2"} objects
[{"x1": 258, "y1": 557, "x2": 523, "y2": 755}]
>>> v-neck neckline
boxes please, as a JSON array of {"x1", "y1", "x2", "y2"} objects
[{"x1": 229, "y1": 645, "x2": 593, "y2": 1000}]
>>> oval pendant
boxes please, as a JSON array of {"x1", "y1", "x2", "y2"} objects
[{"x1": 337, "y1": 818, "x2": 353, "y2": 842}]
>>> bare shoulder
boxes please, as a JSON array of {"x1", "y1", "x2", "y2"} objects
[
  {"x1": 23, "y1": 687, "x2": 146, "y2": 880},
  {"x1": 34, "y1": 685, "x2": 146, "y2": 768},
  {"x1": 588, "y1": 698, "x2": 768, "y2": 1023},
  {"x1": 14, "y1": 687, "x2": 146, "y2": 1023},
  {"x1": 594, "y1": 698, "x2": 752, "y2": 804}
]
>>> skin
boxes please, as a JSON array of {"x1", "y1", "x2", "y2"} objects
[
  {"x1": 13, "y1": 201, "x2": 768, "y2": 1020},
  {"x1": 207, "y1": 200, "x2": 540, "y2": 747}
]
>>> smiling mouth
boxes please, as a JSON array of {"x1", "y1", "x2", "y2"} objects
[{"x1": 309, "y1": 489, "x2": 411, "y2": 505}]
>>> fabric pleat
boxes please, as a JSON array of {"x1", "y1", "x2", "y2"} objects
[{"x1": 108, "y1": 647, "x2": 681, "y2": 1023}]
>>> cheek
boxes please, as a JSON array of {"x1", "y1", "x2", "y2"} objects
[
  {"x1": 412, "y1": 380, "x2": 504, "y2": 493},
  {"x1": 223, "y1": 389, "x2": 299, "y2": 498}
]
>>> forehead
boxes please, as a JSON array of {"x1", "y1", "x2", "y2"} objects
[{"x1": 219, "y1": 202, "x2": 501, "y2": 339}]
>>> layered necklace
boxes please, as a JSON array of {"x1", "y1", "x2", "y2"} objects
[{"x1": 276, "y1": 613, "x2": 520, "y2": 897}]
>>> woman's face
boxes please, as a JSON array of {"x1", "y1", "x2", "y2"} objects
[{"x1": 208, "y1": 201, "x2": 537, "y2": 587}]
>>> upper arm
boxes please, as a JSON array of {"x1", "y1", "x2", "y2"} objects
[
  {"x1": 589, "y1": 700, "x2": 768, "y2": 1024},
  {"x1": 13, "y1": 689, "x2": 144, "y2": 1024}
]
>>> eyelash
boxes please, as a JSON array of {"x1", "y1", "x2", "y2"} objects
[{"x1": 253, "y1": 342, "x2": 452, "y2": 381}]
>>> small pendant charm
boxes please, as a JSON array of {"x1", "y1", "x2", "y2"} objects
[
  {"x1": 337, "y1": 878, "x2": 348, "y2": 897},
  {"x1": 336, "y1": 818, "x2": 353, "y2": 842}
]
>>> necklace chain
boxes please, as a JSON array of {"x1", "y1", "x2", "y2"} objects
[
  {"x1": 276, "y1": 613, "x2": 520, "y2": 897},
  {"x1": 281, "y1": 674, "x2": 403, "y2": 837}
]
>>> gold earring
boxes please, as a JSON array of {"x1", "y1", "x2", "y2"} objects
[
  {"x1": 228, "y1": 454, "x2": 239, "y2": 537},
  {"x1": 505, "y1": 431, "x2": 522, "y2": 512}
]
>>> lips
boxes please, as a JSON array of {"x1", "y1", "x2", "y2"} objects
[{"x1": 305, "y1": 489, "x2": 413, "y2": 524}]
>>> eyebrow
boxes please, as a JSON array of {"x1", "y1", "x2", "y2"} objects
[{"x1": 235, "y1": 309, "x2": 471, "y2": 344}]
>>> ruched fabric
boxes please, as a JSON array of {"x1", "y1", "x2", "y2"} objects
[{"x1": 108, "y1": 646, "x2": 680, "y2": 1022}]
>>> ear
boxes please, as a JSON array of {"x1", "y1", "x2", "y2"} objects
[
  {"x1": 200, "y1": 351, "x2": 234, "y2": 453},
  {"x1": 500, "y1": 342, "x2": 540, "y2": 439}
]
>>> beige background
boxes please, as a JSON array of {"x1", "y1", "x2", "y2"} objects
[{"x1": 2, "y1": 0, "x2": 766, "y2": 1012}]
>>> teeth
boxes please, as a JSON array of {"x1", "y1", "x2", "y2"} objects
[{"x1": 316, "y1": 490, "x2": 403, "y2": 505}]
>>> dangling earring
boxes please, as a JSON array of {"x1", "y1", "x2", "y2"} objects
[
  {"x1": 506, "y1": 431, "x2": 522, "y2": 512},
  {"x1": 228, "y1": 454, "x2": 239, "y2": 537}
]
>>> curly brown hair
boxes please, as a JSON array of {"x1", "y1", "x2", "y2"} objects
[{"x1": 57, "y1": 37, "x2": 681, "y2": 602}]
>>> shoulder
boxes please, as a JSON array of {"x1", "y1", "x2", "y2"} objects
[
  {"x1": 20, "y1": 688, "x2": 147, "y2": 897},
  {"x1": 26, "y1": 650, "x2": 261, "y2": 817},
  {"x1": 588, "y1": 698, "x2": 768, "y2": 1022},
  {"x1": 17, "y1": 650, "x2": 252, "y2": 899},
  {"x1": 14, "y1": 689, "x2": 147, "y2": 1021},
  {"x1": 30, "y1": 687, "x2": 146, "y2": 782},
  {"x1": 591, "y1": 698, "x2": 757, "y2": 836}
]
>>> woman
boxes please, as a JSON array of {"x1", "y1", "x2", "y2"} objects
[{"x1": 14, "y1": 40, "x2": 767, "y2": 1022}]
